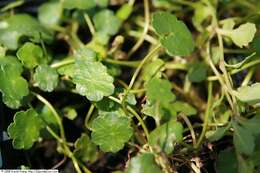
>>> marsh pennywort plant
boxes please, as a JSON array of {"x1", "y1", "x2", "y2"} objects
[{"x1": 0, "y1": 0, "x2": 260, "y2": 172}]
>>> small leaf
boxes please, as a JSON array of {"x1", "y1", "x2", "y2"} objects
[
  {"x1": 149, "y1": 120, "x2": 183, "y2": 154},
  {"x1": 94, "y1": 10, "x2": 121, "y2": 36},
  {"x1": 216, "y1": 148, "x2": 238, "y2": 173},
  {"x1": 0, "y1": 14, "x2": 52, "y2": 50},
  {"x1": 74, "y1": 134, "x2": 98, "y2": 163},
  {"x1": 142, "y1": 59, "x2": 164, "y2": 82},
  {"x1": 63, "y1": 0, "x2": 95, "y2": 10},
  {"x1": 152, "y1": 11, "x2": 195, "y2": 56},
  {"x1": 235, "y1": 83, "x2": 260, "y2": 104},
  {"x1": 0, "y1": 56, "x2": 29, "y2": 108},
  {"x1": 91, "y1": 111, "x2": 133, "y2": 152},
  {"x1": 146, "y1": 78, "x2": 175, "y2": 105},
  {"x1": 233, "y1": 122, "x2": 255, "y2": 155},
  {"x1": 172, "y1": 101, "x2": 197, "y2": 116},
  {"x1": 38, "y1": 2, "x2": 62, "y2": 27},
  {"x1": 72, "y1": 59, "x2": 114, "y2": 101},
  {"x1": 188, "y1": 61, "x2": 207, "y2": 83},
  {"x1": 34, "y1": 65, "x2": 59, "y2": 92},
  {"x1": 125, "y1": 153, "x2": 163, "y2": 173},
  {"x1": 206, "y1": 123, "x2": 231, "y2": 142},
  {"x1": 16, "y1": 42, "x2": 44, "y2": 69},
  {"x1": 221, "y1": 23, "x2": 256, "y2": 48},
  {"x1": 7, "y1": 108, "x2": 44, "y2": 149}
]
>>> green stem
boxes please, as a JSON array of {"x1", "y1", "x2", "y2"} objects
[
  {"x1": 33, "y1": 92, "x2": 65, "y2": 140},
  {"x1": 85, "y1": 104, "x2": 95, "y2": 130},
  {"x1": 128, "y1": 0, "x2": 150, "y2": 56},
  {"x1": 179, "y1": 113, "x2": 196, "y2": 147},
  {"x1": 108, "y1": 96, "x2": 150, "y2": 140},
  {"x1": 51, "y1": 59, "x2": 75, "y2": 69},
  {"x1": 104, "y1": 59, "x2": 141, "y2": 68},
  {"x1": 121, "y1": 44, "x2": 160, "y2": 115},
  {"x1": 196, "y1": 81, "x2": 213, "y2": 148}
]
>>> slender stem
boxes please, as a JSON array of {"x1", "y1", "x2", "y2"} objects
[
  {"x1": 127, "y1": 106, "x2": 150, "y2": 140},
  {"x1": 196, "y1": 81, "x2": 213, "y2": 148},
  {"x1": 207, "y1": 58, "x2": 260, "y2": 81},
  {"x1": 33, "y1": 92, "x2": 65, "y2": 140},
  {"x1": 108, "y1": 96, "x2": 149, "y2": 140},
  {"x1": 241, "y1": 67, "x2": 254, "y2": 86},
  {"x1": 104, "y1": 59, "x2": 141, "y2": 68},
  {"x1": 179, "y1": 113, "x2": 196, "y2": 147},
  {"x1": 85, "y1": 104, "x2": 95, "y2": 130},
  {"x1": 128, "y1": 0, "x2": 150, "y2": 56},
  {"x1": 128, "y1": 31, "x2": 158, "y2": 45},
  {"x1": 122, "y1": 44, "x2": 161, "y2": 109},
  {"x1": 84, "y1": 13, "x2": 96, "y2": 36},
  {"x1": 51, "y1": 59, "x2": 75, "y2": 69}
]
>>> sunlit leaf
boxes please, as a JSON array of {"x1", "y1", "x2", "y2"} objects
[
  {"x1": 38, "y1": 2, "x2": 61, "y2": 26},
  {"x1": 0, "y1": 56, "x2": 29, "y2": 108},
  {"x1": 235, "y1": 83, "x2": 260, "y2": 104},
  {"x1": 7, "y1": 108, "x2": 44, "y2": 149},
  {"x1": 149, "y1": 120, "x2": 183, "y2": 154},
  {"x1": 16, "y1": 42, "x2": 44, "y2": 69},
  {"x1": 152, "y1": 11, "x2": 195, "y2": 56},
  {"x1": 91, "y1": 111, "x2": 133, "y2": 152},
  {"x1": 125, "y1": 153, "x2": 163, "y2": 173},
  {"x1": 34, "y1": 65, "x2": 59, "y2": 92}
]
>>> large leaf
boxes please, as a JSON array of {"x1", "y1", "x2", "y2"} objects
[
  {"x1": 0, "y1": 14, "x2": 52, "y2": 50},
  {"x1": 125, "y1": 153, "x2": 163, "y2": 173},
  {"x1": 38, "y1": 2, "x2": 62, "y2": 27},
  {"x1": 93, "y1": 10, "x2": 121, "y2": 36},
  {"x1": 148, "y1": 120, "x2": 183, "y2": 154},
  {"x1": 7, "y1": 108, "x2": 44, "y2": 149},
  {"x1": 91, "y1": 111, "x2": 133, "y2": 152},
  {"x1": 233, "y1": 122, "x2": 255, "y2": 155},
  {"x1": 74, "y1": 134, "x2": 98, "y2": 163},
  {"x1": 72, "y1": 59, "x2": 114, "y2": 101},
  {"x1": 235, "y1": 83, "x2": 260, "y2": 104},
  {"x1": 152, "y1": 12, "x2": 195, "y2": 56},
  {"x1": 146, "y1": 78, "x2": 175, "y2": 105},
  {"x1": 16, "y1": 42, "x2": 44, "y2": 69},
  {"x1": 34, "y1": 65, "x2": 59, "y2": 92},
  {"x1": 0, "y1": 56, "x2": 29, "y2": 108}
]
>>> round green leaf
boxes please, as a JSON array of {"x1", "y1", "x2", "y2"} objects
[
  {"x1": 152, "y1": 12, "x2": 195, "y2": 56},
  {"x1": 74, "y1": 134, "x2": 98, "y2": 163},
  {"x1": 91, "y1": 111, "x2": 133, "y2": 152},
  {"x1": 16, "y1": 42, "x2": 44, "y2": 69},
  {"x1": 125, "y1": 153, "x2": 163, "y2": 173},
  {"x1": 38, "y1": 2, "x2": 62, "y2": 26},
  {"x1": 187, "y1": 61, "x2": 207, "y2": 83},
  {"x1": 34, "y1": 65, "x2": 59, "y2": 92},
  {"x1": 146, "y1": 78, "x2": 176, "y2": 105},
  {"x1": 148, "y1": 120, "x2": 183, "y2": 154},
  {"x1": 93, "y1": 10, "x2": 122, "y2": 36},
  {"x1": 0, "y1": 56, "x2": 29, "y2": 108},
  {"x1": 7, "y1": 108, "x2": 44, "y2": 149},
  {"x1": 72, "y1": 60, "x2": 114, "y2": 101}
]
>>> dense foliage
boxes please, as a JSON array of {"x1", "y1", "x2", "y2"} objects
[{"x1": 0, "y1": 0, "x2": 260, "y2": 172}]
